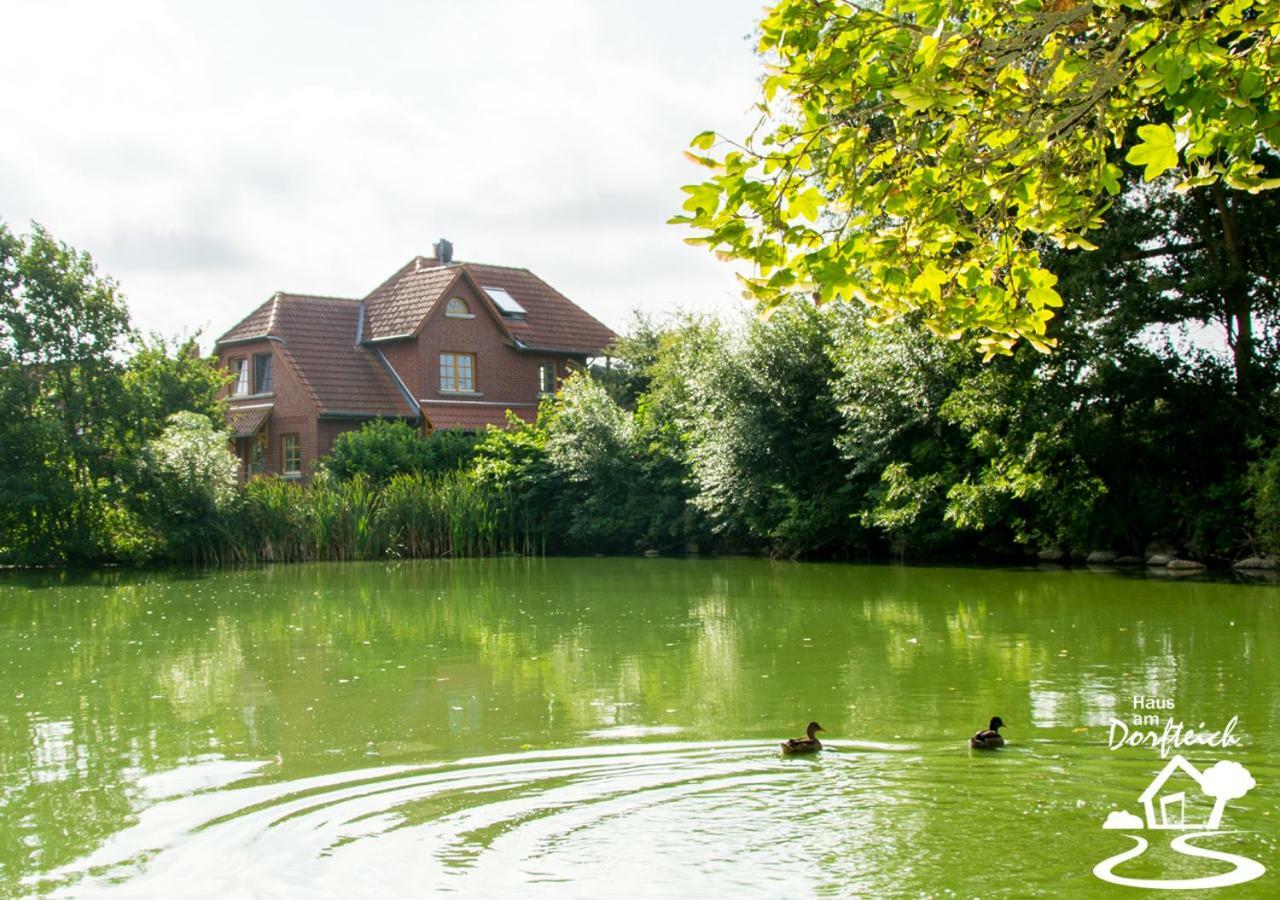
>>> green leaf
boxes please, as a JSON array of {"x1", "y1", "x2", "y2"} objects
[
  {"x1": 1173, "y1": 173, "x2": 1219, "y2": 193},
  {"x1": 690, "y1": 130, "x2": 717, "y2": 151},
  {"x1": 1125, "y1": 124, "x2": 1180, "y2": 182},
  {"x1": 1057, "y1": 234, "x2": 1098, "y2": 251},
  {"x1": 1027, "y1": 285, "x2": 1062, "y2": 309},
  {"x1": 680, "y1": 183, "x2": 721, "y2": 217},
  {"x1": 911, "y1": 264, "x2": 948, "y2": 302},
  {"x1": 788, "y1": 188, "x2": 824, "y2": 223},
  {"x1": 1099, "y1": 164, "x2": 1122, "y2": 196},
  {"x1": 889, "y1": 83, "x2": 934, "y2": 113},
  {"x1": 1237, "y1": 70, "x2": 1264, "y2": 100}
]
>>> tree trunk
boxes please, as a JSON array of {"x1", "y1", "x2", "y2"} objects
[{"x1": 1213, "y1": 183, "x2": 1255, "y2": 397}]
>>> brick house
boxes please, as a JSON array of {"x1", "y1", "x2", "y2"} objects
[{"x1": 214, "y1": 241, "x2": 616, "y2": 480}]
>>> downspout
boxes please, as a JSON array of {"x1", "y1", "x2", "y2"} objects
[{"x1": 359, "y1": 301, "x2": 422, "y2": 425}]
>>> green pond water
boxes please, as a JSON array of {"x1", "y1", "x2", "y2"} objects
[{"x1": 1, "y1": 558, "x2": 1277, "y2": 897}]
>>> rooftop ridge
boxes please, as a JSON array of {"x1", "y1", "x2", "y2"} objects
[
  {"x1": 362, "y1": 256, "x2": 424, "y2": 301},
  {"x1": 277, "y1": 293, "x2": 362, "y2": 303},
  {"x1": 457, "y1": 260, "x2": 537, "y2": 275}
]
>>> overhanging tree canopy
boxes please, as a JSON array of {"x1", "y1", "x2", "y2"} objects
[{"x1": 673, "y1": 0, "x2": 1280, "y2": 357}]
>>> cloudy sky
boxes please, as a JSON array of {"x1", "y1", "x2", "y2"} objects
[{"x1": 0, "y1": 1, "x2": 764, "y2": 346}]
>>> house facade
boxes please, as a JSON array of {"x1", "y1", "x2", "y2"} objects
[{"x1": 214, "y1": 242, "x2": 616, "y2": 480}]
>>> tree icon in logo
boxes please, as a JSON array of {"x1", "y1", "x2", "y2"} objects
[{"x1": 1201, "y1": 761, "x2": 1255, "y2": 830}]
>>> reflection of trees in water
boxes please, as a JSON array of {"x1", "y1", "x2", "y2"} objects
[{"x1": 0, "y1": 562, "x2": 1278, "y2": 891}]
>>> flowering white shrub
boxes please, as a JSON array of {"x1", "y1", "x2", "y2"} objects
[{"x1": 146, "y1": 411, "x2": 239, "y2": 515}]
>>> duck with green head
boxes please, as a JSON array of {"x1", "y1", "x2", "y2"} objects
[
  {"x1": 781, "y1": 721, "x2": 825, "y2": 755},
  {"x1": 969, "y1": 716, "x2": 1006, "y2": 749}
]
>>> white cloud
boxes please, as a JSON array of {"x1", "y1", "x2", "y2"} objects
[{"x1": 0, "y1": 0, "x2": 762, "y2": 345}]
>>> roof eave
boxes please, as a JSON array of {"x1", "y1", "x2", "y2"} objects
[
  {"x1": 512, "y1": 342, "x2": 613, "y2": 356},
  {"x1": 215, "y1": 334, "x2": 286, "y2": 349},
  {"x1": 317, "y1": 410, "x2": 422, "y2": 421}
]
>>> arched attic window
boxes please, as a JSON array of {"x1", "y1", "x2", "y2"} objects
[{"x1": 445, "y1": 297, "x2": 473, "y2": 318}]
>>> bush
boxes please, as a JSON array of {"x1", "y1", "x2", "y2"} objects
[
  {"x1": 324, "y1": 420, "x2": 477, "y2": 483},
  {"x1": 141, "y1": 412, "x2": 240, "y2": 559}
]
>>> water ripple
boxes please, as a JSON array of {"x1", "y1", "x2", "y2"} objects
[{"x1": 36, "y1": 742, "x2": 913, "y2": 899}]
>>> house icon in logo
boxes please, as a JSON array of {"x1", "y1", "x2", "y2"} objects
[
  {"x1": 1140, "y1": 755, "x2": 1209, "y2": 829},
  {"x1": 1136, "y1": 755, "x2": 1255, "y2": 831}
]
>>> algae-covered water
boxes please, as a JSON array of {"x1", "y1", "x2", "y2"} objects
[{"x1": 1, "y1": 559, "x2": 1276, "y2": 896}]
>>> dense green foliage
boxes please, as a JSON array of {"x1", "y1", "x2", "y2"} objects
[
  {"x1": 324, "y1": 420, "x2": 477, "y2": 483},
  {"x1": 675, "y1": 0, "x2": 1280, "y2": 357},
  {"x1": 0, "y1": 222, "x2": 228, "y2": 564}
]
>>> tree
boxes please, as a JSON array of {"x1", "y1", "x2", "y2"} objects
[
  {"x1": 1151, "y1": 156, "x2": 1280, "y2": 394},
  {"x1": 543, "y1": 375, "x2": 656, "y2": 550},
  {"x1": 0, "y1": 221, "x2": 229, "y2": 563},
  {"x1": 678, "y1": 301, "x2": 862, "y2": 556},
  {"x1": 673, "y1": 0, "x2": 1280, "y2": 357},
  {"x1": 1200, "y1": 759, "x2": 1256, "y2": 828},
  {"x1": 121, "y1": 335, "x2": 228, "y2": 442},
  {"x1": 0, "y1": 221, "x2": 132, "y2": 560}
]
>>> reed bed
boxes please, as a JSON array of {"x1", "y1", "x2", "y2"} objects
[{"x1": 196, "y1": 472, "x2": 545, "y2": 564}]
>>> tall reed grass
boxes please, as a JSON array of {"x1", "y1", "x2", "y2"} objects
[{"x1": 195, "y1": 472, "x2": 545, "y2": 564}]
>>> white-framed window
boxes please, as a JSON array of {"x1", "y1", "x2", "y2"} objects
[
  {"x1": 282, "y1": 434, "x2": 302, "y2": 477},
  {"x1": 539, "y1": 361, "x2": 556, "y2": 395},
  {"x1": 439, "y1": 352, "x2": 475, "y2": 392},
  {"x1": 231, "y1": 358, "x2": 249, "y2": 395},
  {"x1": 445, "y1": 297, "x2": 473, "y2": 318}
]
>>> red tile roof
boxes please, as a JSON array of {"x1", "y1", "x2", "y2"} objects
[
  {"x1": 217, "y1": 294, "x2": 279, "y2": 343},
  {"x1": 421, "y1": 401, "x2": 537, "y2": 432},
  {"x1": 463, "y1": 263, "x2": 616, "y2": 354},
  {"x1": 227, "y1": 405, "x2": 272, "y2": 437},
  {"x1": 362, "y1": 262, "x2": 462, "y2": 340},
  {"x1": 216, "y1": 294, "x2": 417, "y2": 418},
  {"x1": 362, "y1": 257, "x2": 616, "y2": 354}
]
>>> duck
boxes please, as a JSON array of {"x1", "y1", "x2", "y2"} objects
[
  {"x1": 781, "y1": 721, "x2": 825, "y2": 755},
  {"x1": 969, "y1": 716, "x2": 1006, "y2": 749}
]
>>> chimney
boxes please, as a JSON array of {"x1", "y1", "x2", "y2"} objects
[{"x1": 434, "y1": 238, "x2": 454, "y2": 264}]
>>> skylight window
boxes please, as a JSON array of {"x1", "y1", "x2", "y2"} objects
[{"x1": 483, "y1": 287, "x2": 527, "y2": 317}]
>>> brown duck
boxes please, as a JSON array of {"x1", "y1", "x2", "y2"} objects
[
  {"x1": 781, "y1": 721, "x2": 825, "y2": 755},
  {"x1": 969, "y1": 716, "x2": 1006, "y2": 749}
]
